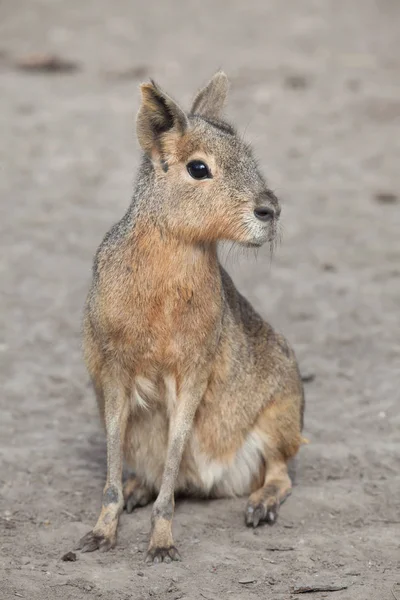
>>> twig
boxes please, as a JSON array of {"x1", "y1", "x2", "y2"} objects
[
  {"x1": 62, "y1": 509, "x2": 79, "y2": 520},
  {"x1": 371, "y1": 519, "x2": 400, "y2": 525},
  {"x1": 291, "y1": 585, "x2": 348, "y2": 594},
  {"x1": 261, "y1": 557, "x2": 276, "y2": 563},
  {"x1": 15, "y1": 54, "x2": 80, "y2": 73},
  {"x1": 265, "y1": 546, "x2": 294, "y2": 552}
]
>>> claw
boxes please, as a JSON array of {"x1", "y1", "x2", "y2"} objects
[
  {"x1": 76, "y1": 530, "x2": 115, "y2": 553},
  {"x1": 252, "y1": 506, "x2": 265, "y2": 528},
  {"x1": 245, "y1": 500, "x2": 279, "y2": 528},
  {"x1": 266, "y1": 504, "x2": 279, "y2": 524},
  {"x1": 146, "y1": 545, "x2": 181, "y2": 564}
]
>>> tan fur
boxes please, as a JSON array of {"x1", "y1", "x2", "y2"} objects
[{"x1": 77, "y1": 72, "x2": 305, "y2": 563}]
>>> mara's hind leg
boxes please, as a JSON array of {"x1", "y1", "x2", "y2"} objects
[
  {"x1": 245, "y1": 455, "x2": 291, "y2": 527},
  {"x1": 245, "y1": 385, "x2": 304, "y2": 528},
  {"x1": 123, "y1": 476, "x2": 154, "y2": 513}
]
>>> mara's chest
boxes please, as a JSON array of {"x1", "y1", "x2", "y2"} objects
[
  {"x1": 102, "y1": 278, "x2": 222, "y2": 372},
  {"x1": 95, "y1": 233, "x2": 223, "y2": 371}
]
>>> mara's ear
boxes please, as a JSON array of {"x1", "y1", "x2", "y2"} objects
[
  {"x1": 136, "y1": 80, "x2": 188, "y2": 155},
  {"x1": 190, "y1": 71, "x2": 229, "y2": 119}
]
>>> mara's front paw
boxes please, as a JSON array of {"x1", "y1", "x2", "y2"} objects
[
  {"x1": 145, "y1": 545, "x2": 181, "y2": 564},
  {"x1": 76, "y1": 529, "x2": 116, "y2": 553}
]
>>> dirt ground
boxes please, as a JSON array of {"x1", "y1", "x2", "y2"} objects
[{"x1": 1, "y1": 0, "x2": 399, "y2": 598}]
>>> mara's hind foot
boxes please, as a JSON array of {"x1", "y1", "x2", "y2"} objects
[
  {"x1": 245, "y1": 457, "x2": 292, "y2": 528},
  {"x1": 123, "y1": 476, "x2": 154, "y2": 513}
]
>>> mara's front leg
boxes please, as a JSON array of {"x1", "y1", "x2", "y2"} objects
[
  {"x1": 146, "y1": 375, "x2": 207, "y2": 564},
  {"x1": 77, "y1": 379, "x2": 129, "y2": 552}
]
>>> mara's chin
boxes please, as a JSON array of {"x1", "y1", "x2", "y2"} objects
[
  {"x1": 243, "y1": 232, "x2": 275, "y2": 248},
  {"x1": 220, "y1": 229, "x2": 276, "y2": 249}
]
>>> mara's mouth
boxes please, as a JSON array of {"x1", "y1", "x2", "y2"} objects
[
  {"x1": 246, "y1": 223, "x2": 278, "y2": 248},
  {"x1": 243, "y1": 239, "x2": 265, "y2": 248}
]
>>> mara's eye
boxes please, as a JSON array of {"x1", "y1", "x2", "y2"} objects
[{"x1": 186, "y1": 160, "x2": 211, "y2": 180}]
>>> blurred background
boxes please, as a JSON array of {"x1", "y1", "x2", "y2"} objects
[{"x1": 1, "y1": 1, "x2": 399, "y2": 599}]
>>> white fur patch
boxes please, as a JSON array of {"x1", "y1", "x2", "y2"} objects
[
  {"x1": 193, "y1": 430, "x2": 266, "y2": 497},
  {"x1": 133, "y1": 376, "x2": 158, "y2": 411}
]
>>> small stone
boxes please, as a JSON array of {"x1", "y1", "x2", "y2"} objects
[
  {"x1": 61, "y1": 551, "x2": 77, "y2": 562},
  {"x1": 374, "y1": 192, "x2": 398, "y2": 205},
  {"x1": 346, "y1": 78, "x2": 361, "y2": 92},
  {"x1": 322, "y1": 263, "x2": 337, "y2": 273},
  {"x1": 284, "y1": 74, "x2": 310, "y2": 89},
  {"x1": 301, "y1": 372, "x2": 316, "y2": 383}
]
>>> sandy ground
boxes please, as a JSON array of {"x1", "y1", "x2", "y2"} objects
[{"x1": 1, "y1": 1, "x2": 400, "y2": 598}]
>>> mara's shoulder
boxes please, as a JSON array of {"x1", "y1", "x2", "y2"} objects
[{"x1": 92, "y1": 211, "x2": 132, "y2": 277}]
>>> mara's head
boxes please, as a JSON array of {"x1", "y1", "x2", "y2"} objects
[{"x1": 136, "y1": 72, "x2": 281, "y2": 248}]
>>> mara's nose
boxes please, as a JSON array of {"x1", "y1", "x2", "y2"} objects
[{"x1": 254, "y1": 205, "x2": 280, "y2": 222}]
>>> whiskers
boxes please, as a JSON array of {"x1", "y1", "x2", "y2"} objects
[
  {"x1": 219, "y1": 239, "x2": 269, "y2": 271},
  {"x1": 219, "y1": 241, "x2": 254, "y2": 267},
  {"x1": 217, "y1": 212, "x2": 284, "y2": 270},
  {"x1": 269, "y1": 219, "x2": 284, "y2": 261}
]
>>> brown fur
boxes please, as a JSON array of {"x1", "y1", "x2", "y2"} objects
[{"x1": 77, "y1": 72, "x2": 305, "y2": 563}]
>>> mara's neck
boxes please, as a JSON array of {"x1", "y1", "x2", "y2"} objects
[{"x1": 129, "y1": 220, "x2": 220, "y2": 295}]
